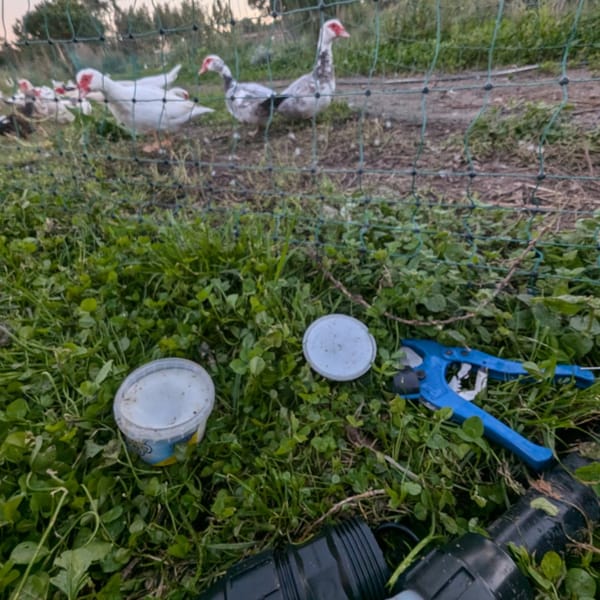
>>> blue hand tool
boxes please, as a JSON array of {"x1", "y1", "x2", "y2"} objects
[{"x1": 392, "y1": 339, "x2": 595, "y2": 470}]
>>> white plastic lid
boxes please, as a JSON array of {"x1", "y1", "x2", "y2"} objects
[
  {"x1": 302, "y1": 314, "x2": 377, "y2": 381},
  {"x1": 114, "y1": 358, "x2": 215, "y2": 441}
]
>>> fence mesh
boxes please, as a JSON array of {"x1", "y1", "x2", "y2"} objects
[
  {"x1": 2, "y1": 2, "x2": 600, "y2": 596},
  {"x1": 1, "y1": 0, "x2": 600, "y2": 294}
]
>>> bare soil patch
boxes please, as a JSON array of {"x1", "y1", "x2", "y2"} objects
[
  {"x1": 6, "y1": 65, "x2": 599, "y2": 227},
  {"x1": 159, "y1": 65, "x2": 600, "y2": 225}
]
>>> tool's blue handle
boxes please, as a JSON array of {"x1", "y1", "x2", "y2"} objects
[
  {"x1": 421, "y1": 390, "x2": 553, "y2": 469},
  {"x1": 404, "y1": 340, "x2": 595, "y2": 389},
  {"x1": 413, "y1": 352, "x2": 555, "y2": 470},
  {"x1": 399, "y1": 340, "x2": 596, "y2": 470},
  {"x1": 551, "y1": 364, "x2": 596, "y2": 387}
]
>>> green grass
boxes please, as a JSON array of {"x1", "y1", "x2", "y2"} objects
[
  {"x1": 1, "y1": 1, "x2": 600, "y2": 594},
  {"x1": 467, "y1": 101, "x2": 575, "y2": 157},
  {"x1": 0, "y1": 149, "x2": 599, "y2": 599}
]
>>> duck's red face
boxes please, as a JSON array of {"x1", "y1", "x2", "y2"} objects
[
  {"x1": 18, "y1": 79, "x2": 31, "y2": 92},
  {"x1": 199, "y1": 57, "x2": 214, "y2": 75},
  {"x1": 328, "y1": 21, "x2": 350, "y2": 39},
  {"x1": 77, "y1": 72, "x2": 93, "y2": 95}
]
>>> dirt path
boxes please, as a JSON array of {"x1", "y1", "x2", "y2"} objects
[
  {"x1": 107, "y1": 65, "x2": 600, "y2": 223},
  {"x1": 336, "y1": 65, "x2": 600, "y2": 128}
]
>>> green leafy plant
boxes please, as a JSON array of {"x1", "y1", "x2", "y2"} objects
[
  {"x1": 0, "y1": 170, "x2": 598, "y2": 597},
  {"x1": 1, "y1": 2, "x2": 600, "y2": 593}
]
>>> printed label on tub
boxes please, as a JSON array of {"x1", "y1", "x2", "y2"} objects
[{"x1": 126, "y1": 430, "x2": 200, "y2": 466}]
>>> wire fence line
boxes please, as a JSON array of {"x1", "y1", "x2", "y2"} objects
[{"x1": 1, "y1": 0, "x2": 600, "y2": 294}]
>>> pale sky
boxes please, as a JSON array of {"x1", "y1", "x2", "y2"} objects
[
  {"x1": 1, "y1": 0, "x2": 257, "y2": 41},
  {"x1": 1, "y1": 0, "x2": 37, "y2": 40}
]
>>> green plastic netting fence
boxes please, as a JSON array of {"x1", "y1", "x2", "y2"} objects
[
  {"x1": 2, "y1": 0, "x2": 599, "y2": 294},
  {"x1": 2, "y1": 2, "x2": 600, "y2": 599}
]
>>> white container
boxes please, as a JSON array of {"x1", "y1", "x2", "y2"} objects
[
  {"x1": 303, "y1": 314, "x2": 377, "y2": 381},
  {"x1": 113, "y1": 358, "x2": 215, "y2": 466}
]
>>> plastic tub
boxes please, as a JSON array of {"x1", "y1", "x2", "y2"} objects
[{"x1": 113, "y1": 358, "x2": 215, "y2": 466}]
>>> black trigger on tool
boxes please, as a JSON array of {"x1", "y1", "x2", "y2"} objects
[{"x1": 392, "y1": 367, "x2": 422, "y2": 396}]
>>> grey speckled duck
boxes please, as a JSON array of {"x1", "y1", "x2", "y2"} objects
[
  {"x1": 199, "y1": 55, "x2": 287, "y2": 126},
  {"x1": 276, "y1": 19, "x2": 350, "y2": 120}
]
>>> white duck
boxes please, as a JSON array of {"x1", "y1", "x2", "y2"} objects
[
  {"x1": 64, "y1": 65, "x2": 183, "y2": 109},
  {"x1": 199, "y1": 55, "x2": 286, "y2": 126},
  {"x1": 277, "y1": 19, "x2": 350, "y2": 120},
  {"x1": 52, "y1": 80, "x2": 93, "y2": 115},
  {"x1": 52, "y1": 79, "x2": 77, "y2": 93},
  {"x1": 16, "y1": 78, "x2": 75, "y2": 123},
  {"x1": 113, "y1": 64, "x2": 182, "y2": 89},
  {"x1": 76, "y1": 68, "x2": 213, "y2": 151},
  {"x1": 54, "y1": 79, "x2": 105, "y2": 104}
]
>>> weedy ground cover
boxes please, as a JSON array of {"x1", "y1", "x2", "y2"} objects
[
  {"x1": 2, "y1": 2, "x2": 600, "y2": 590},
  {"x1": 0, "y1": 143, "x2": 599, "y2": 599}
]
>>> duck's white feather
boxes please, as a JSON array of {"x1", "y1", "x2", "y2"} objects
[
  {"x1": 114, "y1": 64, "x2": 182, "y2": 89},
  {"x1": 76, "y1": 68, "x2": 213, "y2": 134}
]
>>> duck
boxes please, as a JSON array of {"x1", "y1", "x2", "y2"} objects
[
  {"x1": 52, "y1": 79, "x2": 77, "y2": 94},
  {"x1": 16, "y1": 78, "x2": 75, "y2": 123},
  {"x1": 0, "y1": 96, "x2": 35, "y2": 138},
  {"x1": 62, "y1": 94, "x2": 94, "y2": 116},
  {"x1": 276, "y1": 19, "x2": 350, "y2": 120},
  {"x1": 199, "y1": 54, "x2": 287, "y2": 126},
  {"x1": 114, "y1": 64, "x2": 182, "y2": 89},
  {"x1": 52, "y1": 80, "x2": 93, "y2": 116},
  {"x1": 76, "y1": 68, "x2": 213, "y2": 151},
  {"x1": 64, "y1": 65, "x2": 183, "y2": 110}
]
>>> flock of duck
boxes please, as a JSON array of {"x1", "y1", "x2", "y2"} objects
[{"x1": 0, "y1": 19, "x2": 350, "y2": 151}]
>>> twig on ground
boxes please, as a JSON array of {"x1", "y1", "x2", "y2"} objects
[
  {"x1": 345, "y1": 424, "x2": 421, "y2": 482},
  {"x1": 584, "y1": 144, "x2": 595, "y2": 177},
  {"x1": 121, "y1": 558, "x2": 140, "y2": 581},
  {"x1": 570, "y1": 540, "x2": 600, "y2": 555},
  {"x1": 305, "y1": 489, "x2": 387, "y2": 535}
]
